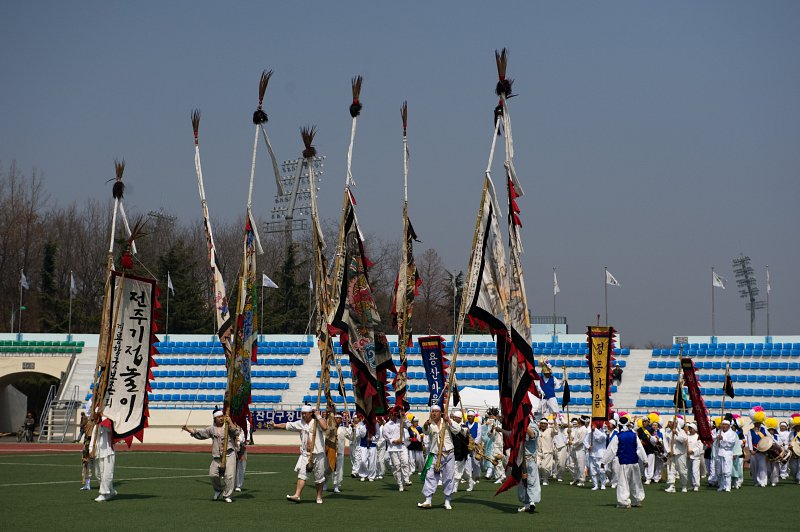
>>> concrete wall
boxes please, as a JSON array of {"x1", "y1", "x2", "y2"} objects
[{"x1": 0, "y1": 385, "x2": 27, "y2": 433}]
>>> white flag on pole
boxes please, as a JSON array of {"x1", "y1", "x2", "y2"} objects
[
  {"x1": 70, "y1": 271, "x2": 77, "y2": 296},
  {"x1": 553, "y1": 270, "x2": 560, "y2": 295},
  {"x1": 712, "y1": 271, "x2": 726, "y2": 289},
  {"x1": 262, "y1": 273, "x2": 278, "y2": 289},
  {"x1": 605, "y1": 269, "x2": 620, "y2": 287},
  {"x1": 167, "y1": 271, "x2": 175, "y2": 295},
  {"x1": 20, "y1": 270, "x2": 29, "y2": 290},
  {"x1": 308, "y1": 272, "x2": 313, "y2": 291},
  {"x1": 766, "y1": 268, "x2": 771, "y2": 294}
]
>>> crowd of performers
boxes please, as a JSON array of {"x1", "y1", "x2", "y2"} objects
[
  {"x1": 77, "y1": 401, "x2": 800, "y2": 510},
  {"x1": 261, "y1": 401, "x2": 800, "y2": 512}
]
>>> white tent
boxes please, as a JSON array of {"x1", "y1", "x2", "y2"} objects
[
  {"x1": 451, "y1": 387, "x2": 499, "y2": 410},
  {"x1": 450, "y1": 387, "x2": 541, "y2": 414}
]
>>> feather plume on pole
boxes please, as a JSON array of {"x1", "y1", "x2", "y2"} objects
[
  {"x1": 191, "y1": 109, "x2": 201, "y2": 146},
  {"x1": 112, "y1": 159, "x2": 126, "y2": 199},
  {"x1": 253, "y1": 69, "x2": 273, "y2": 125},
  {"x1": 495, "y1": 48, "x2": 514, "y2": 98},
  {"x1": 350, "y1": 75, "x2": 363, "y2": 118},
  {"x1": 345, "y1": 75, "x2": 363, "y2": 188},
  {"x1": 301, "y1": 126, "x2": 317, "y2": 159}
]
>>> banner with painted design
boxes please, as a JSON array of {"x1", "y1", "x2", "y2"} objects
[
  {"x1": 103, "y1": 272, "x2": 157, "y2": 442},
  {"x1": 680, "y1": 357, "x2": 713, "y2": 443},
  {"x1": 329, "y1": 191, "x2": 395, "y2": 431},
  {"x1": 228, "y1": 212, "x2": 259, "y2": 436},
  {"x1": 587, "y1": 326, "x2": 615, "y2": 421}
]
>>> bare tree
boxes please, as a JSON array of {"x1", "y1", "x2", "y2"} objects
[{"x1": 415, "y1": 247, "x2": 449, "y2": 334}]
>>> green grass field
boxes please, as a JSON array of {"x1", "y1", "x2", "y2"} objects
[{"x1": 2, "y1": 451, "x2": 798, "y2": 531}]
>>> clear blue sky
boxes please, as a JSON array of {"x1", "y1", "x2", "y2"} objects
[{"x1": 2, "y1": 1, "x2": 798, "y2": 346}]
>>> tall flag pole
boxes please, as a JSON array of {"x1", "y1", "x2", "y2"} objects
[
  {"x1": 165, "y1": 271, "x2": 173, "y2": 338},
  {"x1": 18, "y1": 269, "x2": 28, "y2": 334},
  {"x1": 89, "y1": 161, "x2": 157, "y2": 449},
  {"x1": 497, "y1": 47, "x2": 540, "y2": 494},
  {"x1": 553, "y1": 267, "x2": 559, "y2": 338},
  {"x1": 68, "y1": 271, "x2": 76, "y2": 340},
  {"x1": 711, "y1": 267, "x2": 726, "y2": 338},
  {"x1": 391, "y1": 101, "x2": 420, "y2": 412},
  {"x1": 222, "y1": 71, "x2": 272, "y2": 472},
  {"x1": 329, "y1": 76, "x2": 396, "y2": 435},
  {"x1": 192, "y1": 110, "x2": 233, "y2": 352},
  {"x1": 302, "y1": 126, "x2": 342, "y2": 413},
  {"x1": 766, "y1": 265, "x2": 771, "y2": 336},
  {"x1": 449, "y1": 49, "x2": 539, "y2": 494},
  {"x1": 604, "y1": 267, "x2": 620, "y2": 325}
]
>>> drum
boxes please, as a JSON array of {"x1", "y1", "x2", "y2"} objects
[
  {"x1": 756, "y1": 437, "x2": 785, "y2": 462},
  {"x1": 791, "y1": 438, "x2": 800, "y2": 459}
]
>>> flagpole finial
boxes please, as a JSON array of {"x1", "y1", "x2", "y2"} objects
[
  {"x1": 253, "y1": 69, "x2": 273, "y2": 124},
  {"x1": 301, "y1": 126, "x2": 317, "y2": 158},
  {"x1": 494, "y1": 48, "x2": 513, "y2": 98},
  {"x1": 191, "y1": 109, "x2": 201, "y2": 145},
  {"x1": 350, "y1": 75, "x2": 363, "y2": 118},
  {"x1": 112, "y1": 159, "x2": 126, "y2": 199}
]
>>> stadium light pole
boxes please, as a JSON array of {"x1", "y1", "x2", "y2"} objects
[{"x1": 732, "y1": 254, "x2": 765, "y2": 336}]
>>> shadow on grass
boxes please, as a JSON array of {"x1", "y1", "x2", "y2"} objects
[
  {"x1": 109, "y1": 494, "x2": 158, "y2": 501},
  {"x1": 326, "y1": 493, "x2": 374, "y2": 501},
  {"x1": 452, "y1": 494, "x2": 518, "y2": 512}
]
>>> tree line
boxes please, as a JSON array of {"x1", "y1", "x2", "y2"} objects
[{"x1": 1, "y1": 162, "x2": 466, "y2": 338}]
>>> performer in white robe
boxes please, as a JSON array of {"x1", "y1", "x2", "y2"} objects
[
  {"x1": 664, "y1": 418, "x2": 688, "y2": 493},
  {"x1": 383, "y1": 408, "x2": 411, "y2": 491},
  {"x1": 715, "y1": 418, "x2": 737, "y2": 492},
  {"x1": 745, "y1": 409, "x2": 769, "y2": 487},
  {"x1": 584, "y1": 423, "x2": 607, "y2": 490},
  {"x1": 569, "y1": 417, "x2": 588, "y2": 486},
  {"x1": 91, "y1": 413, "x2": 116, "y2": 502},
  {"x1": 601, "y1": 416, "x2": 647, "y2": 509},
  {"x1": 536, "y1": 418, "x2": 556, "y2": 486},
  {"x1": 418, "y1": 405, "x2": 465, "y2": 510},
  {"x1": 686, "y1": 422, "x2": 704, "y2": 491},
  {"x1": 517, "y1": 415, "x2": 541, "y2": 513},
  {"x1": 605, "y1": 420, "x2": 620, "y2": 488},
  {"x1": 269, "y1": 405, "x2": 327, "y2": 504},
  {"x1": 329, "y1": 414, "x2": 347, "y2": 492}
]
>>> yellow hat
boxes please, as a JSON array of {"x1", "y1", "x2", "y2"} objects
[
  {"x1": 765, "y1": 417, "x2": 779, "y2": 430},
  {"x1": 792, "y1": 416, "x2": 800, "y2": 427},
  {"x1": 636, "y1": 418, "x2": 643, "y2": 429},
  {"x1": 406, "y1": 412, "x2": 415, "y2": 421},
  {"x1": 753, "y1": 411, "x2": 766, "y2": 424},
  {"x1": 713, "y1": 416, "x2": 722, "y2": 427},
  {"x1": 648, "y1": 412, "x2": 660, "y2": 424}
]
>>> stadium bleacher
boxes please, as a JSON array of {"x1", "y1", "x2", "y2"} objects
[
  {"x1": 0, "y1": 339, "x2": 84, "y2": 354},
  {"x1": 71, "y1": 333, "x2": 800, "y2": 414},
  {"x1": 637, "y1": 339, "x2": 800, "y2": 413}
]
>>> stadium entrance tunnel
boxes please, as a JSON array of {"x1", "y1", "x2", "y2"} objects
[{"x1": 0, "y1": 371, "x2": 60, "y2": 434}]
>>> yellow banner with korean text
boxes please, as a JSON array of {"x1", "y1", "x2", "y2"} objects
[{"x1": 587, "y1": 326, "x2": 615, "y2": 421}]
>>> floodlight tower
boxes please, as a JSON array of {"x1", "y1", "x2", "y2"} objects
[
  {"x1": 264, "y1": 155, "x2": 325, "y2": 245},
  {"x1": 732, "y1": 254, "x2": 765, "y2": 335}
]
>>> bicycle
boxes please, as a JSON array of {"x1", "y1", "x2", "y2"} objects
[{"x1": 17, "y1": 425, "x2": 33, "y2": 443}]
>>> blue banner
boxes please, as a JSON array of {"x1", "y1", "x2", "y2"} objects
[{"x1": 418, "y1": 336, "x2": 447, "y2": 407}]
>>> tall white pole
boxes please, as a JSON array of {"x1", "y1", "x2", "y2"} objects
[
  {"x1": 604, "y1": 267, "x2": 609, "y2": 326},
  {"x1": 553, "y1": 267, "x2": 557, "y2": 338},
  {"x1": 711, "y1": 267, "x2": 716, "y2": 338},
  {"x1": 68, "y1": 271, "x2": 73, "y2": 340},
  {"x1": 165, "y1": 275, "x2": 170, "y2": 339},
  {"x1": 766, "y1": 265, "x2": 770, "y2": 337},
  {"x1": 18, "y1": 270, "x2": 24, "y2": 336}
]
